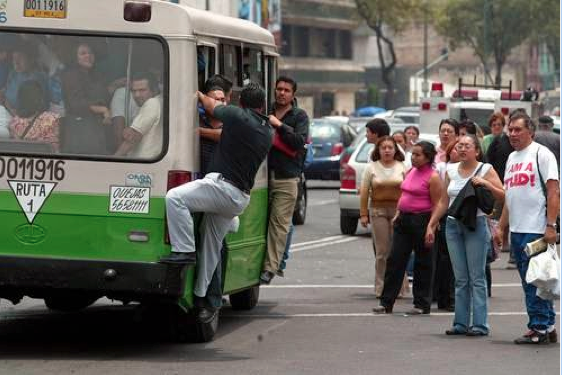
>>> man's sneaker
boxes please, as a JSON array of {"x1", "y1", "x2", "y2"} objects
[
  {"x1": 159, "y1": 252, "x2": 196, "y2": 264},
  {"x1": 514, "y1": 330, "x2": 549, "y2": 345},
  {"x1": 259, "y1": 271, "x2": 274, "y2": 285},
  {"x1": 548, "y1": 329, "x2": 558, "y2": 343}
]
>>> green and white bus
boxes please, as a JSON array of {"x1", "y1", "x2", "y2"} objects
[{"x1": 0, "y1": 0, "x2": 278, "y2": 342}]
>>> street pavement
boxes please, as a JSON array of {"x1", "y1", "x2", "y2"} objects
[{"x1": 0, "y1": 184, "x2": 559, "y2": 375}]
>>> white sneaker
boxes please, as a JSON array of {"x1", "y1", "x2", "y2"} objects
[{"x1": 228, "y1": 216, "x2": 240, "y2": 233}]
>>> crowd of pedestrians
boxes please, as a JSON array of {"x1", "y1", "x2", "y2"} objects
[{"x1": 364, "y1": 110, "x2": 559, "y2": 345}]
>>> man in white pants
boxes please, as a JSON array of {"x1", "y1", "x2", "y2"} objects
[{"x1": 162, "y1": 83, "x2": 272, "y2": 323}]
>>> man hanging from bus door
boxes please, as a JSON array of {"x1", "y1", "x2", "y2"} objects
[
  {"x1": 196, "y1": 74, "x2": 237, "y2": 316},
  {"x1": 162, "y1": 83, "x2": 272, "y2": 323},
  {"x1": 260, "y1": 76, "x2": 309, "y2": 284}
]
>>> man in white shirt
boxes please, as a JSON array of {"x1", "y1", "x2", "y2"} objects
[
  {"x1": 114, "y1": 72, "x2": 162, "y2": 158},
  {"x1": 495, "y1": 112, "x2": 560, "y2": 345}
]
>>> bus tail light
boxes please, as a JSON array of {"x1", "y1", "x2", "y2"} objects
[
  {"x1": 331, "y1": 143, "x2": 344, "y2": 156},
  {"x1": 421, "y1": 102, "x2": 431, "y2": 110},
  {"x1": 340, "y1": 163, "x2": 356, "y2": 190},
  {"x1": 124, "y1": 1, "x2": 152, "y2": 22},
  {"x1": 437, "y1": 103, "x2": 447, "y2": 111},
  {"x1": 165, "y1": 170, "x2": 192, "y2": 244}
]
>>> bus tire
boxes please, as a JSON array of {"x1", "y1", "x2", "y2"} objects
[
  {"x1": 229, "y1": 285, "x2": 260, "y2": 310},
  {"x1": 340, "y1": 214, "x2": 358, "y2": 235},
  {"x1": 44, "y1": 295, "x2": 98, "y2": 312},
  {"x1": 165, "y1": 305, "x2": 218, "y2": 343}
]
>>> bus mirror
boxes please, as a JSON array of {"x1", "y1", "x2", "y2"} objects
[{"x1": 124, "y1": 1, "x2": 152, "y2": 23}]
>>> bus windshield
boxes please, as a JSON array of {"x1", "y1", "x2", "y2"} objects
[{"x1": 0, "y1": 31, "x2": 166, "y2": 160}]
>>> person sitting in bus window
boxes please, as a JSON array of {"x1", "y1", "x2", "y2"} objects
[
  {"x1": 1, "y1": 41, "x2": 49, "y2": 116},
  {"x1": 62, "y1": 41, "x2": 111, "y2": 124},
  {"x1": 8, "y1": 80, "x2": 60, "y2": 152},
  {"x1": 114, "y1": 72, "x2": 162, "y2": 158}
]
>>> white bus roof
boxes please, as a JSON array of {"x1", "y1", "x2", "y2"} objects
[{"x1": 1, "y1": 0, "x2": 275, "y2": 47}]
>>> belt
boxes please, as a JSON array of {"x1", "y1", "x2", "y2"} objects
[{"x1": 220, "y1": 176, "x2": 250, "y2": 195}]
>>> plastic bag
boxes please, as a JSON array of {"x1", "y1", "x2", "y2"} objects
[{"x1": 526, "y1": 244, "x2": 560, "y2": 300}]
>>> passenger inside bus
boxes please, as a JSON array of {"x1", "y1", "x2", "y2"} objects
[
  {"x1": 2, "y1": 41, "x2": 49, "y2": 116},
  {"x1": 114, "y1": 71, "x2": 162, "y2": 158},
  {"x1": 8, "y1": 79, "x2": 60, "y2": 152},
  {"x1": 60, "y1": 41, "x2": 112, "y2": 154}
]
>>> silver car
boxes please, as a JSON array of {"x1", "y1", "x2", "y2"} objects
[{"x1": 338, "y1": 134, "x2": 439, "y2": 235}]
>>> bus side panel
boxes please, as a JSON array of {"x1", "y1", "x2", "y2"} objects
[
  {"x1": 0, "y1": 192, "x2": 170, "y2": 262},
  {"x1": 222, "y1": 188, "x2": 268, "y2": 294}
]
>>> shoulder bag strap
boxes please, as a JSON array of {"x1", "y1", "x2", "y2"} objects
[
  {"x1": 536, "y1": 148, "x2": 547, "y2": 199},
  {"x1": 19, "y1": 113, "x2": 40, "y2": 140}
]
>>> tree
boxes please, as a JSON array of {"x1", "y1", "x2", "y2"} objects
[
  {"x1": 433, "y1": 0, "x2": 532, "y2": 87},
  {"x1": 530, "y1": 0, "x2": 560, "y2": 74},
  {"x1": 355, "y1": 0, "x2": 422, "y2": 108}
]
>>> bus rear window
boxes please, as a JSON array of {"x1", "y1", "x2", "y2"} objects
[{"x1": 0, "y1": 31, "x2": 166, "y2": 161}]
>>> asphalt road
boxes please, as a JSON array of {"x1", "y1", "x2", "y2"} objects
[{"x1": 0, "y1": 182, "x2": 559, "y2": 375}]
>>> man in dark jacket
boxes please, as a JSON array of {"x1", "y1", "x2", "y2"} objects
[{"x1": 260, "y1": 76, "x2": 309, "y2": 284}]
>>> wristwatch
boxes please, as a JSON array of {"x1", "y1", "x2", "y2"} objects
[{"x1": 546, "y1": 222, "x2": 558, "y2": 229}]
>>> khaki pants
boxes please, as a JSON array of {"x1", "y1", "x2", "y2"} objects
[
  {"x1": 371, "y1": 206, "x2": 409, "y2": 297},
  {"x1": 263, "y1": 178, "x2": 299, "y2": 273}
]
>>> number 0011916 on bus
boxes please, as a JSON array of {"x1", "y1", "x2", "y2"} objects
[{"x1": 24, "y1": 0, "x2": 66, "y2": 19}]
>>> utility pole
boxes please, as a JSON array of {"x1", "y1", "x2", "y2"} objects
[
  {"x1": 483, "y1": 0, "x2": 490, "y2": 86},
  {"x1": 422, "y1": 0, "x2": 429, "y2": 98},
  {"x1": 205, "y1": 0, "x2": 210, "y2": 11}
]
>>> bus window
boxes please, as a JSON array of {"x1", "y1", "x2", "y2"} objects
[
  {"x1": 266, "y1": 56, "x2": 277, "y2": 112},
  {"x1": 219, "y1": 44, "x2": 241, "y2": 87},
  {"x1": 0, "y1": 31, "x2": 166, "y2": 161},
  {"x1": 242, "y1": 47, "x2": 263, "y2": 87},
  {"x1": 197, "y1": 46, "x2": 216, "y2": 90}
]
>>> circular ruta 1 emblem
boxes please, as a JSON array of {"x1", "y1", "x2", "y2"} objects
[{"x1": 15, "y1": 224, "x2": 47, "y2": 245}]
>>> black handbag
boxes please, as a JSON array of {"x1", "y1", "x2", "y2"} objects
[
  {"x1": 447, "y1": 163, "x2": 495, "y2": 231},
  {"x1": 474, "y1": 182, "x2": 494, "y2": 215}
]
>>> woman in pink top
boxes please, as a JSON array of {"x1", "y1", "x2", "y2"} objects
[{"x1": 373, "y1": 141, "x2": 442, "y2": 315}]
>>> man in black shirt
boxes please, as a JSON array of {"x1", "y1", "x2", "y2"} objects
[
  {"x1": 534, "y1": 116, "x2": 560, "y2": 170},
  {"x1": 260, "y1": 77, "x2": 309, "y2": 284},
  {"x1": 163, "y1": 83, "x2": 272, "y2": 322}
]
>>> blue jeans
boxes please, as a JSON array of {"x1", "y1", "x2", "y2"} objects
[
  {"x1": 511, "y1": 232, "x2": 556, "y2": 331},
  {"x1": 446, "y1": 216, "x2": 490, "y2": 333}
]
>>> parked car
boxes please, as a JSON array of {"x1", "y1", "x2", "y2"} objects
[
  {"x1": 304, "y1": 119, "x2": 357, "y2": 180},
  {"x1": 338, "y1": 134, "x2": 439, "y2": 235}
]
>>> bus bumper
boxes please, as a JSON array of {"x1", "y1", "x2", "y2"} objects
[{"x1": 0, "y1": 256, "x2": 189, "y2": 301}]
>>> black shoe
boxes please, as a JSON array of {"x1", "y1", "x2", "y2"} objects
[
  {"x1": 197, "y1": 307, "x2": 218, "y2": 324},
  {"x1": 514, "y1": 330, "x2": 549, "y2": 345},
  {"x1": 259, "y1": 271, "x2": 274, "y2": 285},
  {"x1": 466, "y1": 329, "x2": 488, "y2": 337},
  {"x1": 445, "y1": 328, "x2": 466, "y2": 335},
  {"x1": 159, "y1": 252, "x2": 196, "y2": 264},
  {"x1": 372, "y1": 305, "x2": 392, "y2": 314},
  {"x1": 549, "y1": 329, "x2": 558, "y2": 343},
  {"x1": 438, "y1": 305, "x2": 455, "y2": 312}
]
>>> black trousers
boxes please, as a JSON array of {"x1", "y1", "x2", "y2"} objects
[
  {"x1": 381, "y1": 212, "x2": 435, "y2": 311},
  {"x1": 433, "y1": 218, "x2": 455, "y2": 308}
]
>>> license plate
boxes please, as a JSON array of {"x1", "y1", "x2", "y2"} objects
[{"x1": 24, "y1": 0, "x2": 67, "y2": 19}]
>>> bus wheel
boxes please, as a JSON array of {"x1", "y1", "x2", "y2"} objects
[
  {"x1": 165, "y1": 305, "x2": 218, "y2": 343},
  {"x1": 229, "y1": 285, "x2": 260, "y2": 310},
  {"x1": 44, "y1": 294, "x2": 98, "y2": 312}
]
